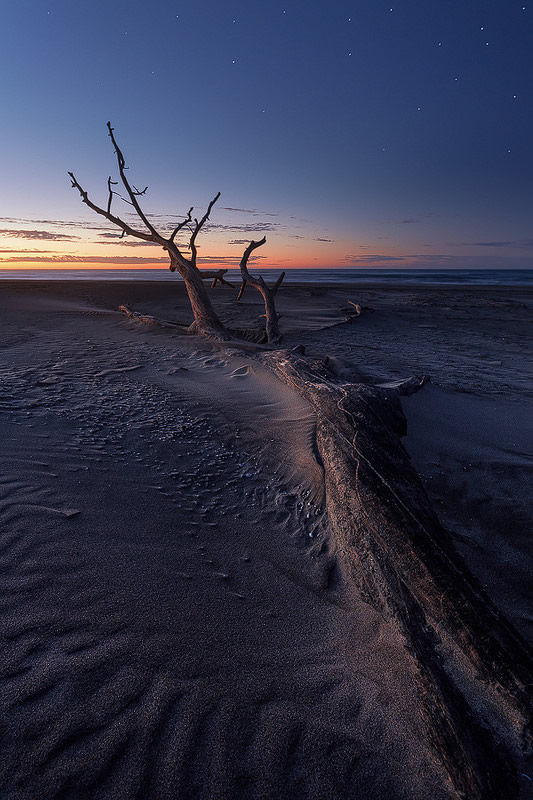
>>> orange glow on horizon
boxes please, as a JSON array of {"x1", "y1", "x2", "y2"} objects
[{"x1": 0, "y1": 231, "x2": 435, "y2": 270}]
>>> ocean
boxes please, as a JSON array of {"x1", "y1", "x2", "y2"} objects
[{"x1": 0, "y1": 268, "x2": 532, "y2": 286}]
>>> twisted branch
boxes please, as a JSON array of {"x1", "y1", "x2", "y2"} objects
[
  {"x1": 170, "y1": 207, "x2": 193, "y2": 243},
  {"x1": 189, "y1": 192, "x2": 221, "y2": 266},
  {"x1": 106, "y1": 122, "x2": 163, "y2": 241},
  {"x1": 68, "y1": 171, "x2": 156, "y2": 242},
  {"x1": 238, "y1": 237, "x2": 285, "y2": 343}
]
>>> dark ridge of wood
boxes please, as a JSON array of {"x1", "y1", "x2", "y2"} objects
[{"x1": 262, "y1": 349, "x2": 533, "y2": 800}]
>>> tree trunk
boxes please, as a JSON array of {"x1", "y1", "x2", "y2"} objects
[
  {"x1": 174, "y1": 259, "x2": 229, "y2": 339},
  {"x1": 262, "y1": 289, "x2": 282, "y2": 345},
  {"x1": 262, "y1": 348, "x2": 533, "y2": 800}
]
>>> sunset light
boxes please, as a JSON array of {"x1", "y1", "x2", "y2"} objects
[{"x1": 1, "y1": 3, "x2": 531, "y2": 799}]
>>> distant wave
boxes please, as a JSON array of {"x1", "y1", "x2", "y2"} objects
[{"x1": 1, "y1": 268, "x2": 532, "y2": 286}]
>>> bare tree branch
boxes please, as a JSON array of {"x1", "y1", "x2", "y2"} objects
[
  {"x1": 238, "y1": 237, "x2": 285, "y2": 343},
  {"x1": 238, "y1": 238, "x2": 285, "y2": 298},
  {"x1": 68, "y1": 171, "x2": 157, "y2": 242},
  {"x1": 70, "y1": 122, "x2": 262, "y2": 340},
  {"x1": 106, "y1": 176, "x2": 118, "y2": 214},
  {"x1": 189, "y1": 192, "x2": 221, "y2": 266},
  {"x1": 170, "y1": 207, "x2": 193, "y2": 243},
  {"x1": 238, "y1": 236, "x2": 268, "y2": 290},
  {"x1": 106, "y1": 121, "x2": 163, "y2": 241},
  {"x1": 195, "y1": 269, "x2": 235, "y2": 288},
  {"x1": 236, "y1": 279, "x2": 247, "y2": 301},
  {"x1": 112, "y1": 191, "x2": 135, "y2": 207},
  {"x1": 272, "y1": 271, "x2": 285, "y2": 293}
]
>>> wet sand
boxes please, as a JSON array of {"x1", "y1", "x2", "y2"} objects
[{"x1": 0, "y1": 279, "x2": 531, "y2": 799}]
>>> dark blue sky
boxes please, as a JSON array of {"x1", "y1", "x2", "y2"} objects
[{"x1": 1, "y1": 0, "x2": 532, "y2": 269}]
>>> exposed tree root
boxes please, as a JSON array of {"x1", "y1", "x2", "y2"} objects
[
  {"x1": 118, "y1": 305, "x2": 272, "y2": 345},
  {"x1": 262, "y1": 348, "x2": 533, "y2": 800}
]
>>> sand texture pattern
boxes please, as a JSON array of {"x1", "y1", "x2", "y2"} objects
[{"x1": 0, "y1": 280, "x2": 531, "y2": 799}]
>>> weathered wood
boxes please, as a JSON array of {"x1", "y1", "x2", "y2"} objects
[
  {"x1": 262, "y1": 348, "x2": 533, "y2": 800},
  {"x1": 169, "y1": 260, "x2": 229, "y2": 339},
  {"x1": 196, "y1": 269, "x2": 235, "y2": 288},
  {"x1": 238, "y1": 238, "x2": 285, "y2": 344},
  {"x1": 236, "y1": 278, "x2": 247, "y2": 301},
  {"x1": 69, "y1": 123, "x2": 229, "y2": 339},
  {"x1": 71, "y1": 125, "x2": 288, "y2": 341},
  {"x1": 118, "y1": 304, "x2": 183, "y2": 329}
]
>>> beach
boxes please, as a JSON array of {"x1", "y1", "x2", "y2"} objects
[{"x1": 0, "y1": 278, "x2": 531, "y2": 799}]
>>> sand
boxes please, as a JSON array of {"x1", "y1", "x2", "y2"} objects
[{"x1": 0, "y1": 278, "x2": 531, "y2": 799}]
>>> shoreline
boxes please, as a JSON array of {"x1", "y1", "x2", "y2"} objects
[{"x1": 1, "y1": 268, "x2": 532, "y2": 287}]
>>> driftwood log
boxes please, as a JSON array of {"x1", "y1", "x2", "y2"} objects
[
  {"x1": 262, "y1": 348, "x2": 533, "y2": 800},
  {"x1": 118, "y1": 304, "x2": 183, "y2": 329}
]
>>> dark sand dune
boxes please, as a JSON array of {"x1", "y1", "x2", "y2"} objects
[{"x1": 0, "y1": 280, "x2": 531, "y2": 798}]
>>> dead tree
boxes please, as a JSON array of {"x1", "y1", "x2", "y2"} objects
[
  {"x1": 263, "y1": 348, "x2": 533, "y2": 799},
  {"x1": 237, "y1": 237, "x2": 286, "y2": 344},
  {"x1": 68, "y1": 123, "x2": 266, "y2": 340}
]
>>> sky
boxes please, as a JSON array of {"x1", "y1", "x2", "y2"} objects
[{"x1": 1, "y1": 0, "x2": 532, "y2": 271}]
